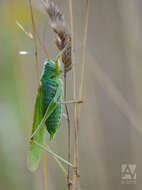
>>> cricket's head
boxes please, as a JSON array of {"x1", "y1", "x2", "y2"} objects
[{"x1": 43, "y1": 57, "x2": 63, "y2": 79}]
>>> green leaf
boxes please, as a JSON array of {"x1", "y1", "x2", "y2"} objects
[{"x1": 28, "y1": 87, "x2": 45, "y2": 171}]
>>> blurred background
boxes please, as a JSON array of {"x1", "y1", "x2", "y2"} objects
[{"x1": 1, "y1": 0, "x2": 142, "y2": 189}]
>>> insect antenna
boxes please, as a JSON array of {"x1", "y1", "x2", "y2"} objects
[{"x1": 16, "y1": 20, "x2": 49, "y2": 58}]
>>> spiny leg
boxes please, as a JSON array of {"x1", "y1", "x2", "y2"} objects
[
  {"x1": 56, "y1": 100, "x2": 83, "y2": 105},
  {"x1": 31, "y1": 139, "x2": 74, "y2": 168}
]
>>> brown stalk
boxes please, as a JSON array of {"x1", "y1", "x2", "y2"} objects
[
  {"x1": 78, "y1": 0, "x2": 88, "y2": 125},
  {"x1": 39, "y1": 1, "x2": 72, "y2": 189},
  {"x1": 68, "y1": 0, "x2": 80, "y2": 189},
  {"x1": 40, "y1": 0, "x2": 72, "y2": 72},
  {"x1": 71, "y1": 0, "x2": 89, "y2": 190},
  {"x1": 28, "y1": 1, "x2": 48, "y2": 190},
  {"x1": 28, "y1": 0, "x2": 40, "y2": 83},
  {"x1": 64, "y1": 72, "x2": 71, "y2": 190}
]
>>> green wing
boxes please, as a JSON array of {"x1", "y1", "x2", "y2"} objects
[
  {"x1": 28, "y1": 86, "x2": 45, "y2": 171},
  {"x1": 28, "y1": 82, "x2": 61, "y2": 171}
]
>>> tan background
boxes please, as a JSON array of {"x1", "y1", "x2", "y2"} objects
[{"x1": 0, "y1": 0, "x2": 142, "y2": 189}]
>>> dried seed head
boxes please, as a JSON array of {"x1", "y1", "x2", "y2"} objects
[{"x1": 40, "y1": 0, "x2": 72, "y2": 72}]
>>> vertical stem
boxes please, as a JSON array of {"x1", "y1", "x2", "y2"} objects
[
  {"x1": 70, "y1": 0, "x2": 89, "y2": 189},
  {"x1": 77, "y1": 0, "x2": 89, "y2": 131},
  {"x1": 64, "y1": 70, "x2": 71, "y2": 190},
  {"x1": 28, "y1": 1, "x2": 48, "y2": 189},
  {"x1": 69, "y1": 0, "x2": 80, "y2": 189},
  {"x1": 43, "y1": 151, "x2": 48, "y2": 190},
  {"x1": 28, "y1": 0, "x2": 40, "y2": 84}
]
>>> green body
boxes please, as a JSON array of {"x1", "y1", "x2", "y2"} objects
[
  {"x1": 28, "y1": 58, "x2": 64, "y2": 171},
  {"x1": 42, "y1": 65, "x2": 63, "y2": 139}
]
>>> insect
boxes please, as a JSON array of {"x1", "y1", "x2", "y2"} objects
[
  {"x1": 27, "y1": 0, "x2": 74, "y2": 172},
  {"x1": 27, "y1": 0, "x2": 83, "y2": 172},
  {"x1": 28, "y1": 55, "x2": 82, "y2": 171},
  {"x1": 28, "y1": 55, "x2": 65, "y2": 171}
]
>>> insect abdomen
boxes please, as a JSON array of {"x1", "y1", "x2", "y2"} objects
[
  {"x1": 46, "y1": 101, "x2": 63, "y2": 140},
  {"x1": 42, "y1": 78, "x2": 63, "y2": 139}
]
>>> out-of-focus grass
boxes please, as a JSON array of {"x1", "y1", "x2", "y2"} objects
[
  {"x1": 0, "y1": 1, "x2": 65, "y2": 189},
  {"x1": 0, "y1": 1, "x2": 39, "y2": 190},
  {"x1": 1, "y1": 0, "x2": 142, "y2": 190}
]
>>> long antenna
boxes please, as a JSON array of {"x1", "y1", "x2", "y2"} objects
[
  {"x1": 28, "y1": 0, "x2": 40, "y2": 83},
  {"x1": 16, "y1": 20, "x2": 49, "y2": 58}
]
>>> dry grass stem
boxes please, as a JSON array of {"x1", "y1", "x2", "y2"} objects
[
  {"x1": 28, "y1": 0, "x2": 40, "y2": 84},
  {"x1": 28, "y1": 1, "x2": 48, "y2": 189},
  {"x1": 71, "y1": 1, "x2": 89, "y2": 189}
]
